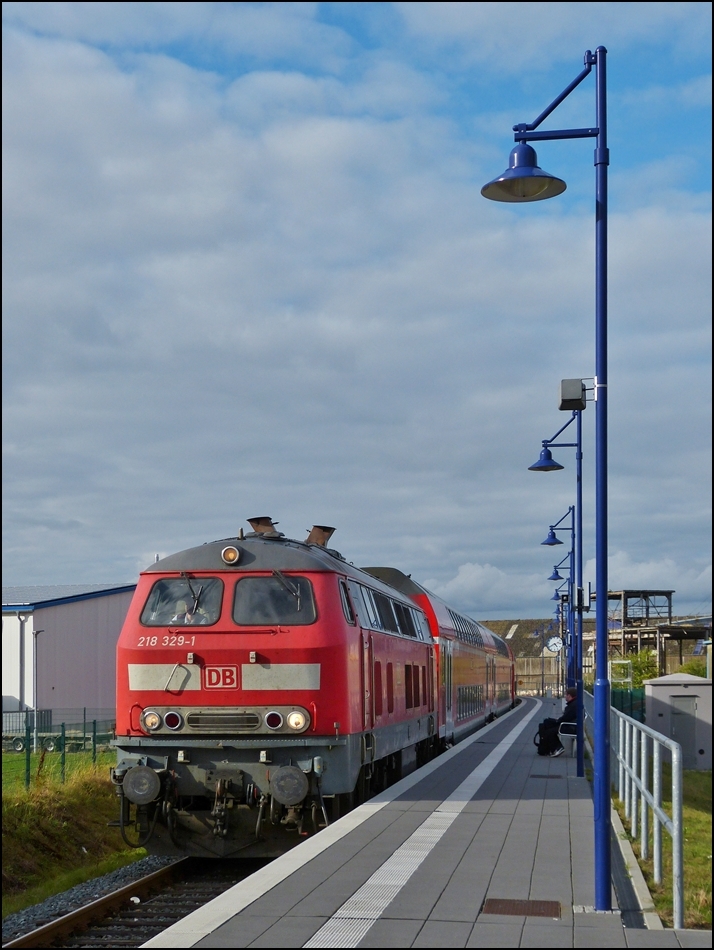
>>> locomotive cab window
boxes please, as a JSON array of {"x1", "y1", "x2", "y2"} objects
[
  {"x1": 233, "y1": 574, "x2": 316, "y2": 626},
  {"x1": 141, "y1": 577, "x2": 224, "y2": 626},
  {"x1": 339, "y1": 580, "x2": 356, "y2": 625}
]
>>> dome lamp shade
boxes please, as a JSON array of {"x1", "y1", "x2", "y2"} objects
[{"x1": 481, "y1": 144, "x2": 567, "y2": 203}]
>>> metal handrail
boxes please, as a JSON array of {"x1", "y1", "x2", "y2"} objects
[{"x1": 611, "y1": 706, "x2": 683, "y2": 929}]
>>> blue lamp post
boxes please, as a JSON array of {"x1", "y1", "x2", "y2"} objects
[
  {"x1": 541, "y1": 508, "x2": 576, "y2": 699},
  {"x1": 482, "y1": 47, "x2": 610, "y2": 909},
  {"x1": 530, "y1": 406, "x2": 586, "y2": 778}
]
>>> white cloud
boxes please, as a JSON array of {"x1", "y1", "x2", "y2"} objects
[
  {"x1": 428, "y1": 554, "x2": 711, "y2": 620},
  {"x1": 619, "y1": 74, "x2": 712, "y2": 111},
  {"x1": 2, "y1": 2, "x2": 349, "y2": 67},
  {"x1": 1, "y1": 13, "x2": 710, "y2": 622},
  {"x1": 585, "y1": 553, "x2": 712, "y2": 617},
  {"x1": 395, "y1": 2, "x2": 712, "y2": 69}
]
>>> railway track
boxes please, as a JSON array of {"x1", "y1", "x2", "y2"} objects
[{"x1": 2, "y1": 856, "x2": 270, "y2": 949}]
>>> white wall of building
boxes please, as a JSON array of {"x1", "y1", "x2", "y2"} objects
[{"x1": 2, "y1": 612, "x2": 34, "y2": 712}]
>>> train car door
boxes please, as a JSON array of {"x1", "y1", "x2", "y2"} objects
[
  {"x1": 362, "y1": 633, "x2": 374, "y2": 731},
  {"x1": 443, "y1": 637, "x2": 454, "y2": 737}
]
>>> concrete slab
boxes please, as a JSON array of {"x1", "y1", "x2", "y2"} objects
[
  {"x1": 411, "y1": 920, "x2": 474, "y2": 947},
  {"x1": 624, "y1": 931, "x2": 680, "y2": 947},
  {"x1": 673, "y1": 932, "x2": 714, "y2": 947},
  {"x1": 245, "y1": 916, "x2": 329, "y2": 948},
  {"x1": 193, "y1": 916, "x2": 279, "y2": 948},
  {"x1": 466, "y1": 919, "x2": 524, "y2": 947},
  {"x1": 354, "y1": 917, "x2": 424, "y2": 948}
]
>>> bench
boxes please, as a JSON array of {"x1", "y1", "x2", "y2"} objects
[{"x1": 558, "y1": 711, "x2": 588, "y2": 757}]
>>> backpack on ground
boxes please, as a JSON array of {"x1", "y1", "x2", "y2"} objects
[{"x1": 534, "y1": 717, "x2": 559, "y2": 756}]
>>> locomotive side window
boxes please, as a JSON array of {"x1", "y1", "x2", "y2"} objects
[
  {"x1": 140, "y1": 577, "x2": 224, "y2": 626},
  {"x1": 387, "y1": 662, "x2": 394, "y2": 713},
  {"x1": 233, "y1": 575, "x2": 316, "y2": 625},
  {"x1": 372, "y1": 592, "x2": 399, "y2": 633},
  {"x1": 358, "y1": 587, "x2": 383, "y2": 630},
  {"x1": 374, "y1": 661, "x2": 383, "y2": 717},
  {"x1": 405, "y1": 664, "x2": 413, "y2": 708},
  {"x1": 339, "y1": 580, "x2": 356, "y2": 625},
  {"x1": 393, "y1": 602, "x2": 417, "y2": 637},
  {"x1": 412, "y1": 664, "x2": 420, "y2": 707}
]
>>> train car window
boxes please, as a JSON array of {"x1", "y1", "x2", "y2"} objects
[
  {"x1": 372, "y1": 592, "x2": 399, "y2": 633},
  {"x1": 405, "y1": 664, "x2": 413, "y2": 708},
  {"x1": 393, "y1": 601, "x2": 417, "y2": 637},
  {"x1": 358, "y1": 586, "x2": 382, "y2": 630},
  {"x1": 387, "y1": 663, "x2": 394, "y2": 713},
  {"x1": 232, "y1": 575, "x2": 316, "y2": 626},
  {"x1": 374, "y1": 661, "x2": 383, "y2": 717},
  {"x1": 411, "y1": 608, "x2": 429, "y2": 641},
  {"x1": 141, "y1": 577, "x2": 224, "y2": 626},
  {"x1": 339, "y1": 580, "x2": 356, "y2": 625}
]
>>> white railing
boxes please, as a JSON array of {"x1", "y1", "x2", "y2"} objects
[{"x1": 611, "y1": 706, "x2": 683, "y2": 930}]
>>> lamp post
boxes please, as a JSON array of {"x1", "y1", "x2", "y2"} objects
[
  {"x1": 530, "y1": 401, "x2": 586, "y2": 778},
  {"x1": 541, "y1": 508, "x2": 576, "y2": 699},
  {"x1": 482, "y1": 47, "x2": 611, "y2": 908}
]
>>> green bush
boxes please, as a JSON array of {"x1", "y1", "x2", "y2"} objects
[
  {"x1": 677, "y1": 658, "x2": 708, "y2": 678},
  {"x1": 630, "y1": 650, "x2": 659, "y2": 688}
]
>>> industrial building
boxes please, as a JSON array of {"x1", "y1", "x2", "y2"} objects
[{"x1": 2, "y1": 584, "x2": 135, "y2": 724}]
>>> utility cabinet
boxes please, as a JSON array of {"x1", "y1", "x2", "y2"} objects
[{"x1": 644, "y1": 673, "x2": 711, "y2": 770}]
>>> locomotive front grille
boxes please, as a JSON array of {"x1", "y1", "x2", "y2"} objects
[{"x1": 186, "y1": 712, "x2": 261, "y2": 731}]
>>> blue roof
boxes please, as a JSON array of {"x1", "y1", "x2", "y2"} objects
[{"x1": 2, "y1": 584, "x2": 136, "y2": 611}]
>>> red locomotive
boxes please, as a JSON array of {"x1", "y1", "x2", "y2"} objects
[{"x1": 113, "y1": 518, "x2": 516, "y2": 857}]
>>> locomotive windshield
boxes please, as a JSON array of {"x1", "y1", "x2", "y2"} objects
[
  {"x1": 141, "y1": 577, "x2": 224, "y2": 626},
  {"x1": 233, "y1": 575, "x2": 316, "y2": 625}
]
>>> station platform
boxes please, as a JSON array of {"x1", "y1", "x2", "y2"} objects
[{"x1": 143, "y1": 698, "x2": 710, "y2": 949}]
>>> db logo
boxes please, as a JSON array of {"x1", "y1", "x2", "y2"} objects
[{"x1": 204, "y1": 666, "x2": 238, "y2": 689}]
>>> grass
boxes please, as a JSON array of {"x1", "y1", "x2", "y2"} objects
[
  {"x1": 2, "y1": 750, "x2": 116, "y2": 792},
  {"x1": 613, "y1": 767, "x2": 712, "y2": 929},
  {"x1": 2, "y1": 756, "x2": 148, "y2": 918}
]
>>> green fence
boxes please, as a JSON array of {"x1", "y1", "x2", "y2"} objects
[
  {"x1": 610, "y1": 688, "x2": 645, "y2": 722},
  {"x1": 2, "y1": 713, "x2": 115, "y2": 790}
]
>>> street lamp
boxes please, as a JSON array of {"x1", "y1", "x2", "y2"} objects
[
  {"x1": 541, "y1": 509, "x2": 576, "y2": 695},
  {"x1": 530, "y1": 399, "x2": 587, "y2": 778},
  {"x1": 482, "y1": 47, "x2": 611, "y2": 909}
]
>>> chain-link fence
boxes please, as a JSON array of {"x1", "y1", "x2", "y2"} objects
[{"x1": 2, "y1": 709, "x2": 115, "y2": 789}]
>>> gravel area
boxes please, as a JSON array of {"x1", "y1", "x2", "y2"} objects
[{"x1": 2, "y1": 854, "x2": 177, "y2": 944}]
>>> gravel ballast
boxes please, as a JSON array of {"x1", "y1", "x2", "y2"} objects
[{"x1": 2, "y1": 855, "x2": 177, "y2": 944}]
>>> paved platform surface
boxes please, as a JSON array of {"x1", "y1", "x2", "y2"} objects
[{"x1": 143, "y1": 698, "x2": 711, "y2": 948}]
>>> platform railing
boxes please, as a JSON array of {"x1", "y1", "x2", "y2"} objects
[{"x1": 611, "y1": 706, "x2": 683, "y2": 930}]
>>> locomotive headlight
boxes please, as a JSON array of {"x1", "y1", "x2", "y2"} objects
[
  {"x1": 264, "y1": 711, "x2": 283, "y2": 730},
  {"x1": 221, "y1": 546, "x2": 240, "y2": 564},
  {"x1": 163, "y1": 711, "x2": 183, "y2": 731},
  {"x1": 286, "y1": 711, "x2": 307, "y2": 731},
  {"x1": 141, "y1": 710, "x2": 162, "y2": 732}
]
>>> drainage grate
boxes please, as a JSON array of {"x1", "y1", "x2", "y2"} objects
[
  {"x1": 529, "y1": 774, "x2": 562, "y2": 779},
  {"x1": 482, "y1": 898, "x2": 561, "y2": 918}
]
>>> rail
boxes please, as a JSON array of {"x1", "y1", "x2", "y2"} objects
[
  {"x1": 2, "y1": 858, "x2": 192, "y2": 948},
  {"x1": 611, "y1": 706, "x2": 683, "y2": 930}
]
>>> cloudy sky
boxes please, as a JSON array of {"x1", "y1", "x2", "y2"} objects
[{"x1": 3, "y1": 2, "x2": 711, "y2": 620}]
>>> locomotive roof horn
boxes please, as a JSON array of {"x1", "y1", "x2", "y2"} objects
[
  {"x1": 247, "y1": 516, "x2": 284, "y2": 538},
  {"x1": 306, "y1": 525, "x2": 336, "y2": 546}
]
